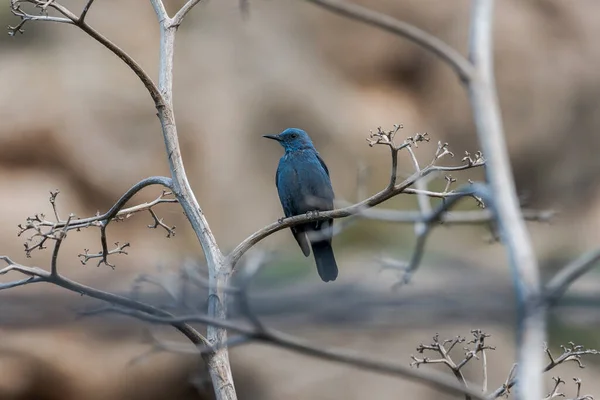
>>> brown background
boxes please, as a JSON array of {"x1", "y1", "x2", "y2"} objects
[{"x1": 0, "y1": 0, "x2": 599, "y2": 399}]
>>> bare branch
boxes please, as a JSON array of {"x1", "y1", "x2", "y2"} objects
[
  {"x1": 544, "y1": 249, "x2": 600, "y2": 306},
  {"x1": 17, "y1": 177, "x2": 172, "y2": 268},
  {"x1": 80, "y1": 306, "x2": 488, "y2": 400},
  {"x1": 543, "y1": 343, "x2": 600, "y2": 372},
  {"x1": 488, "y1": 343, "x2": 600, "y2": 399},
  {"x1": 304, "y1": 0, "x2": 474, "y2": 82},
  {"x1": 79, "y1": 0, "x2": 95, "y2": 22},
  {"x1": 0, "y1": 257, "x2": 210, "y2": 347},
  {"x1": 147, "y1": 208, "x2": 176, "y2": 238},
  {"x1": 544, "y1": 377, "x2": 565, "y2": 400},
  {"x1": 572, "y1": 378, "x2": 594, "y2": 400},
  {"x1": 333, "y1": 203, "x2": 554, "y2": 225},
  {"x1": 9, "y1": 1, "x2": 163, "y2": 105},
  {"x1": 406, "y1": 143, "x2": 431, "y2": 235},
  {"x1": 8, "y1": 1, "x2": 72, "y2": 36},
  {"x1": 384, "y1": 183, "x2": 492, "y2": 286},
  {"x1": 51, "y1": 213, "x2": 72, "y2": 276},
  {"x1": 229, "y1": 134, "x2": 484, "y2": 268},
  {"x1": 78, "y1": 242, "x2": 130, "y2": 268},
  {"x1": 150, "y1": 0, "x2": 168, "y2": 22},
  {"x1": 468, "y1": 1, "x2": 545, "y2": 398},
  {"x1": 171, "y1": 0, "x2": 204, "y2": 28},
  {"x1": 18, "y1": 188, "x2": 175, "y2": 241},
  {"x1": 410, "y1": 331, "x2": 495, "y2": 400},
  {"x1": 0, "y1": 276, "x2": 43, "y2": 290}
]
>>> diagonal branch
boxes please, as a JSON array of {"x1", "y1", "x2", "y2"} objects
[
  {"x1": 9, "y1": 1, "x2": 164, "y2": 105},
  {"x1": 228, "y1": 158, "x2": 483, "y2": 267},
  {"x1": 79, "y1": 0, "x2": 96, "y2": 22},
  {"x1": 381, "y1": 183, "x2": 492, "y2": 287},
  {"x1": 171, "y1": 0, "x2": 204, "y2": 27},
  {"x1": 84, "y1": 306, "x2": 488, "y2": 400},
  {"x1": 544, "y1": 249, "x2": 600, "y2": 306},
  {"x1": 0, "y1": 257, "x2": 209, "y2": 347}
]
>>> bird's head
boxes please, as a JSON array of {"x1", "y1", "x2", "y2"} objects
[{"x1": 263, "y1": 128, "x2": 315, "y2": 152}]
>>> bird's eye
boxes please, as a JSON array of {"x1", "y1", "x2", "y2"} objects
[{"x1": 290, "y1": 134, "x2": 297, "y2": 139}]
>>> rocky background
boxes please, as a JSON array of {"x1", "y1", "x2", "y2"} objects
[{"x1": 0, "y1": 0, "x2": 599, "y2": 399}]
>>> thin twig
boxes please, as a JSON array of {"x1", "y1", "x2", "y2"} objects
[{"x1": 51, "y1": 213, "x2": 72, "y2": 276}]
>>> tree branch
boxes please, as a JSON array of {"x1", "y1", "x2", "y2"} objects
[
  {"x1": 148, "y1": 2, "x2": 234, "y2": 398},
  {"x1": 79, "y1": 0, "x2": 96, "y2": 22},
  {"x1": 544, "y1": 249, "x2": 600, "y2": 306},
  {"x1": 228, "y1": 152, "x2": 483, "y2": 267},
  {"x1": 83, "y1": 305, "x2": 488, "y2": 400},
  {"x1": 468, "y1": 2, "x2": 544, "y2": 399},
  {"x1": 304, "y1": 0, "x2": 475, "y2": 82},
  {"x1": 171, "y1": 0, "x2": 204, "y2": 28},
  {"x1": 0, "y1": 257, "x2": 210, "y2": 347}
]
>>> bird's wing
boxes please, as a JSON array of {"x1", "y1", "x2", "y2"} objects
[
  {"x1": 292, "y1": 226, "x2": 311, "y2": 257},
  {"x1": 316, "y1": 153, "x2": 330, "y2": 177}
]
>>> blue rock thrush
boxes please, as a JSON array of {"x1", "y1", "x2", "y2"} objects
[{"x1": 263, "y1": 128, "x2": 338, "y2": 282}]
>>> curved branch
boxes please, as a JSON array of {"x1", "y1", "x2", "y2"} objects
[
  {"x1": 544, "y1": 249, "x2": 600, "y2": 306},
  {"x1": 0, "y1": 258, "x2": 209, "y2": 347},
  {"x1": 304, "y1": 0, "x2": 475, "y2": 82},
  {"x1": 228, "y1": 162, "x2": 482, "y2": 267},
  {"x1": 88, "y1": 306, "x2": 487, "y2": 400},
  {"x1": 35, "y1": 1, "x2": 165, "y2": 106},
  {"x1": 101, "y1": 177, "x2": 173, "y2": 221}
]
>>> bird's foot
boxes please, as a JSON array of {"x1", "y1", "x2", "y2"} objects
[
  {"x1": 306, "y1": 210, "x2": 320, "y2": 218},
  {"x1": 277, "y1": 217, "x2": 285, "y2": 224}
]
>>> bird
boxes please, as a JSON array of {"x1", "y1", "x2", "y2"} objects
[{"x1": 263, "y1": 128, "x2": 338, "y2": 282}]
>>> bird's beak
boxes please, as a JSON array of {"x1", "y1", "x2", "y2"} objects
[{"x1": 262, "y1": 134, "x2": 281, "y2": 142}]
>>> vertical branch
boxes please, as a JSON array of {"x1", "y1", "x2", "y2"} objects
[
  {"x1": 149, "y1": 1, "x2": 236, "y2": 399},
  {"x1": 467, "y1": 1, "x2": 544, "y2": 399},
  {"x1": 406, "y1": 146, "x2": 432, "y2": 235}
]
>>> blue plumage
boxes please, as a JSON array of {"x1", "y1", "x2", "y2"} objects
[{"x1": 263, "y1": 128, "x2": 338, "y2": 282}]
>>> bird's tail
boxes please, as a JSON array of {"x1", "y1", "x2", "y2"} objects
[{"x1": 311, "y1": 241, "x2": 338, "y2": 282}]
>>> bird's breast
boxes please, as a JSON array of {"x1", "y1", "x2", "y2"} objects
[{"x1": 276, "y1": 152, "x2": 334, "y2": 214}]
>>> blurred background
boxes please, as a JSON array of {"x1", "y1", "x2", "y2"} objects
[{"x1": 1, "y1": 0, "x2": 599, "y2": 398}]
